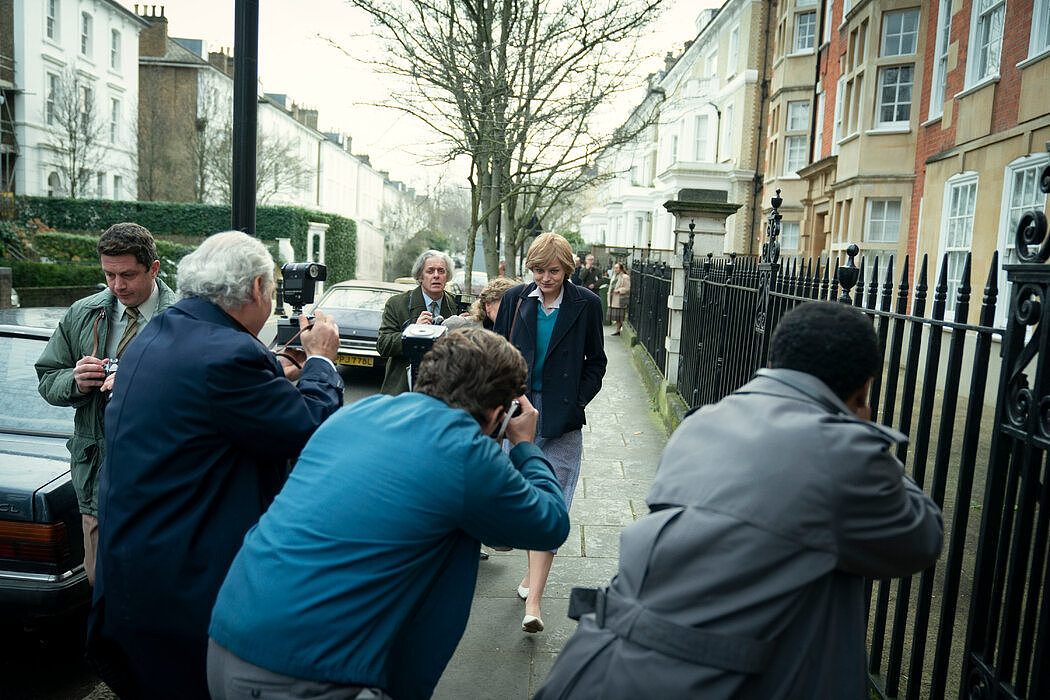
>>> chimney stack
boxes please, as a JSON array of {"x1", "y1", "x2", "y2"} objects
[{"x1": 137, "y1": 4, "x2": 169, "y2": 57}]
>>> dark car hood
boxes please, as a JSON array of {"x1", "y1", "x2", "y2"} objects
[
  {"x1": 0, "y1": 432, "x2": 70, "y2": 523},
  {"x1": 320, "y1": 308, "x2": 383, "y2": 339}
]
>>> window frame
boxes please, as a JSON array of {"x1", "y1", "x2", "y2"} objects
[
  {"x1": 780, "y1": 221, "x2": 801, "y2": 251},
  {"x1": 875, "y1": 64, "x2": 915, "y2": 128},
  {"x1": 929, "y1": 0, "x2": 953, "y2": 119},
  {"x1": 996, "y1": 153, "x2": 1050, "y2": 322},
  {"x1": 110, "y1": 29, "x2": 122, "y2": 71},
  {"x1": 1030, "y1": 0, "x2": 1050, "y2": 58},
  {"x1": 46, "y1": 0, "x2": 59, "y2": 40},
  {"x1": 938, "y1": 172, "x2": 979, "y2": 313},
  {"x1": 728, "y1": 26, "x2": 740, "y2": 76},
  {"x1": 794, "y1": 11, "x2": 817, "y2": 53},
  {"x1": 965, "y1": 0, "x2": 1006, "y2": 89},
  {"x1": 693, "y1": 113, "x2": 709, "y2": 161},
  {"x1": 880, "y1": 9, "x2": 920, "y2": 57},
  {"x1": 110, "y1": 97, "x2": 120, "y2": 143},
  {"x1": 80, "y1": 11, "x2": 93, "y2": 57},
  {"x1": 723, "y1": 104, "x2": 734, "y2": 160},
  {"x1": 786, "y1": 100, "x2": 810, "y2": 132},
  {"x1": 864, "y1": 198, "x2": 903, "y2": 243},
  {"x1": 784, "y1": 135, "x2": 808, "y2": 175},
  {"x1": 45, "y1": 71, "x2": 59, "y2": 126}
]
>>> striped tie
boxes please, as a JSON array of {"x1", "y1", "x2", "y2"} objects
[
  {"x1": 430, "y1": 300, "x2": 439, "y2": 317},
  {"x1": 115, "y1": 306, "x2": 141, "y2": 358}
]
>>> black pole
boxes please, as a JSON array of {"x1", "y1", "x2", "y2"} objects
[{"x1": 232, "y1": 0, "x2": 259, "y2": 235}]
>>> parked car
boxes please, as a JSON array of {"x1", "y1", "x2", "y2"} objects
[
  {"x1": 0, "y1": 313, "x2": 89, "y2": 625},
  {"x1": 449, "y1": 270, "x2": 489, "y2": 296},
  {"x1": 307, "y1": 280, "x2": 415, "y2": 370}
]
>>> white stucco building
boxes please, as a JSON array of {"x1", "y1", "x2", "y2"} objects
[
  {"x1": 9, "y1": 0, "x2": 146, "y2": 199},
  {"x1": 580, "y1": 1, "x2": 768, "y2": 255}
]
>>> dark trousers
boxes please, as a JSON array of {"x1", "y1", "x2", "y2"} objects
[{"x1": 89, "y1": 622, "x2": 209, "y2": 700}]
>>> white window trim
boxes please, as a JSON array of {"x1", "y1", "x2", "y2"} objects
[
  {"x1": 794, "y1": 11, "x2": 817, "y2": 53},
  {"x1": 880, "y1": 8, "x2": 920, "y2": 57},
  {"x1": 832, "y1": 77, "x2": 844, "y2": 154},
  {"x1": 784, "y1": 135, "x2": 808, "y2": 175},
  {"x1": 875, "y1": 64, "x2": 915, "y2": 128},
  {"x1": 864, "y1": 198, "x2": 903, "y2": 244},
  {"x1": 781, "y1": 221, "x2": 801, "y2": 251},
  {"x1": 928, "y1": 0, "x2": 953, "y2": 120},
  {"x1": 1030, "y1": 0, "x2": 1050, "y2": 59},
  {"x1": 995, "y1": 153, "x2": 1050, "y2": 323},
  {"x1": 786, "y1": 100, "x2": 810, "y2": 132},
  {"x1": 964, "y1": 0, "x2": 1006, "y2": 90},
  {"x1": 938, "y1": 172, "x2": 980, "y2": 313}
]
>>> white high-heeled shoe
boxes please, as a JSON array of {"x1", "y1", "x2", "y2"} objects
[
  {"x1": 517, "y1": 585, "x2": 529, "y2": 601},
  {"x1": 522, "y1": 614, "x2": 544, "y2": 633}
]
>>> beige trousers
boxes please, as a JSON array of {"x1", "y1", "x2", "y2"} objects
[{"x1": 82, "y1": 514, "x2": 98, "y2": 586}]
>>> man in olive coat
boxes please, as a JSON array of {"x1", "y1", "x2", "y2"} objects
[
  {"x1": 376, "y1": 250, "x2": 458, "y2": 395},
  {"x1": 536, "y1": 302, "x2": 943, "y2": 699},
  {"x1": 36, "y1": 223, "x2": 177, "y2": 585}
]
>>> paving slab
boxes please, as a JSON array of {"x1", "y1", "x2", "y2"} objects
[{"x1": 433, "y1": 329, "x2": 668, "y2": 698}]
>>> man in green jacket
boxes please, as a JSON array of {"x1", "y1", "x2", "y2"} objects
[
  {"x1": 376, "y1": 249, "x2": 457, "y2": 395},
  {"x1": 35, "y1": 222, "x2": 177, "y2": 585}
]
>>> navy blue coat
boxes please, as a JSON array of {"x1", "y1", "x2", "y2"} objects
[
  {"x1": 493, "y1": 281, "x2": 607, "y2": 439},
  {"x1": 91, "y1": 297, "x2": 343, "y2": 690}
]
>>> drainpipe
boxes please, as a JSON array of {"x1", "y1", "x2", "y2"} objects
[{"x1": 749, "y1": 0, "x2": 774, "y2": 256}]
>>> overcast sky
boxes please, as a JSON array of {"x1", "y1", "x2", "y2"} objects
[{"x1": 119, "y1": 0, "x2": 721, "y2": 190}]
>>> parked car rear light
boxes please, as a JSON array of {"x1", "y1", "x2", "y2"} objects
[{"x1": 0, "y1": 521, "x2": 71, "y2": 563}]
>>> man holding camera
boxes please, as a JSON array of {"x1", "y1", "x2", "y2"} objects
[
  {"x1": 89, "y1": 231, "x2": 344, "y2": 700},
  {"x1": 377, "y1": 249, "x2": 458, "y2": 395},
  {"x1": 536, "y1": 302, "x2": 943, "y2": 699},
  {"x1": 207, "y1": 327, "x2": 569, "y2": 700},
  {"x1": 36, "y1": 222, "x2": 178, "y2": 586}
]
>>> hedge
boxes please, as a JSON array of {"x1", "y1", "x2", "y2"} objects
[
  {"x1": 29, "y1": 231, "x2": 195, "y2": 283},
  {"x1": 16, "y1": 197, "x2": 357, "y2": 284},
  {"x1": 2, "y1": 258, "x2": 104, "y2": 287}
]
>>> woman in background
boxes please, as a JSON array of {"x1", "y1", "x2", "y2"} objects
[
  {"x1": 607, "y1": 262, "x2": 630, "y2": 336},
  {"x1": 493, "y1": 233, "x2": 607, "y2": 634}
]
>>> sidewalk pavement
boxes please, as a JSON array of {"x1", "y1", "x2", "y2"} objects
[{"x1": 433, "y1": 329, "x2": 669, "y2": 699}]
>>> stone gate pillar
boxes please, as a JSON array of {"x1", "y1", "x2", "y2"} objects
[
  {"x1": 661, "y1": 189, "x2": 741, "y2": 387},
  {"x1": 306, "y1": 221, "x2": 329, "y2": 295}
]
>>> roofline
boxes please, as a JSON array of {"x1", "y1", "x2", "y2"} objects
[{"x1": 103, "y1": 0, "x2": 151, "y2": 29}]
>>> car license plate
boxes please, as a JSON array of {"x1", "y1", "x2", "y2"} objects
[{"x1": 337, "y1": 355, "x2": 374, "y2": 367}]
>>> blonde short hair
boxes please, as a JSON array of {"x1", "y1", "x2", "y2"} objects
[
  {"x1": 524, "y1": 233, "x2": 575, "y2": 276},
  {"x1": 469, "y1": 276, "x2": 518, "y2": 322}
]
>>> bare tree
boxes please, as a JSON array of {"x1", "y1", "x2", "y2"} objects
[
  {"x1": 43, "y1": 69, "x2": 110, "y2": 199},
  {"x1": 191, "y1": 82, "x2": 230, "y2": 203},
  {"x1": 340, "y1": 0, "x2": 663, "y2": 279},
  {"x1": 206, "y1": 126, "x2": 312, "y2": 206}
]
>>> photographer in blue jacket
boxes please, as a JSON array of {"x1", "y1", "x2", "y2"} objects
[{"x1": 207, "y1": 327, "x2": 570, "y2": 700}]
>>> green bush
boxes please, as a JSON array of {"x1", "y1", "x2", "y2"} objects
[
  {"x1": 2, "y1": 258, "x2": 103, "y2": 287},
  {"x1": 17, "y1": 197, "x2": 357, "y2": 284},
  {"x1": 28, "y1": 231, "x2": 194, "y2": 284}
]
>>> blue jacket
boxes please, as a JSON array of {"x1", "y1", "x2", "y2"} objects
[
  {"x1": 93, "y1": 297, "x2": 343, "y2": 646},
  {"x1": 209, "y1": 392, "x2": 569, "y2": 699},
  {"x1": 493, "y1": 281, "x2": 607, "y2": 438}
]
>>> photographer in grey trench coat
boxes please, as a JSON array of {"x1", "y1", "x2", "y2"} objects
[{"x1": 536, "y1": 301, "x2": 943, "y2": 699}]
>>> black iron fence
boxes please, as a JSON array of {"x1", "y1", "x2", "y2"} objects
[
  {"x1": 624, "y1": 181, "x2": 1050, "y2": 698},
  {"x1": 626, "y1": 258, "x2": 670, "y2": 372}
]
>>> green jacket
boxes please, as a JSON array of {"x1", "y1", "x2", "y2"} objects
[
  {"x1": 376, "y1": 286, "x2": 458, "y2": 396},
  {"x1": 35, "y1": 279, "x2": 178, "y2": 516}
]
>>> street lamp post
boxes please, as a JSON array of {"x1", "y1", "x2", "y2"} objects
[{"x1": 232, "y1": 0, "x2": 259, "y2": 235}]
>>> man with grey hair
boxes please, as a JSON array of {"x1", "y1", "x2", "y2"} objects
[
  {"x1": 89, "y1": 231, "x2": 344, "y2": 700},
  {"x1": 377, "y1": 248, "x2": 457, "y2": 395}
]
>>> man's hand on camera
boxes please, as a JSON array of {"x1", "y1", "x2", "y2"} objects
[
  {"x1": 278, "y1": 348, "x2": 306, "y2": 381},
  {"x1": 504, "y1": 394, "x2": 538, "y2": 446},
  {"x1": 416, "y1": 310, "x2": 434, "y2": 325},
  {"x1": 300, "y1": 310, "x2": 339, "y2": 361},
  {"x1": 100, "y1": 371, "x2": 117, "y2": 394},
  {"x1": 74, "y1": 355, "x2": 107, "y2": 393}
]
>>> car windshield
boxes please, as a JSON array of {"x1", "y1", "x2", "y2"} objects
[
  {"x1": 0, "y1": 335, "x2": 73, "y2": 436},
  {"x1": 316, "y1": 287, "x2": 396, "y2": 312}
]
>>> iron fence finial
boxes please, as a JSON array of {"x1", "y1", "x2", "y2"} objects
[{"x1": 837, "y1": 243, "x2": 860, "y2": 304}]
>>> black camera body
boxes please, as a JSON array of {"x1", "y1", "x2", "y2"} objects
[{"x1": 275, "y1": 262, "x2": 327, "y2": 347}]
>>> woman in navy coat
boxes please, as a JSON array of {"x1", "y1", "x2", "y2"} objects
[{"x1": 493, "y1": 233, "x2": 607, "y2": 633}]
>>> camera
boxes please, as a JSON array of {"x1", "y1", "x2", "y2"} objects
[
  {"x1": 103, "y1": 359, "x2": 118, "y2": 376},
  {"x1": 275, "y1": 262, "x2": 327, "y2": 347},
  {"x1": 401, "y1": 323, "x2": 448, "y2": 390}
]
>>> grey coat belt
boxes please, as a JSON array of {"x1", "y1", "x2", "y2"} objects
[{"x1": 567, "y1": 586, "x2": 773, "y2": 674}]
